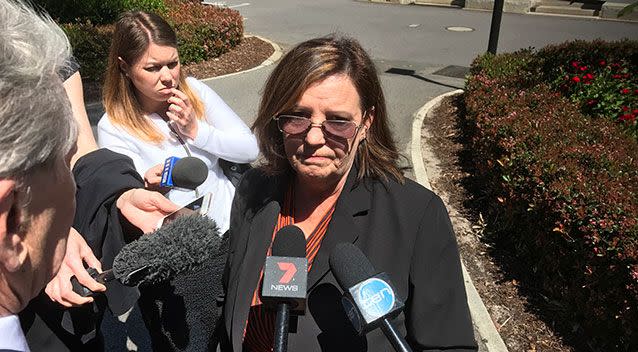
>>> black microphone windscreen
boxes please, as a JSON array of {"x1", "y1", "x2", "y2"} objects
[
  {"x1": 112, "y1": 215, "x2": 221, "y2": 286},
  {"x1": 271, "y1": 225, "x2": 306, "y2": 258},
  {"x1": 171, "y1": 157, "x2": 208, "y2": 189},
  {"x1": 329, "y1": 242, "x2": 376, "y2": 290}
]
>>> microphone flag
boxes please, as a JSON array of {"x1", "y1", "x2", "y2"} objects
[
  {"x1": 160, "y1": 156, "x2": 180, "y2": 187},
  {"x1": 262, "y1": 255, "x2": 308, "y2": 313},
  {"x1": 341, "y1": 272, "x2": 404, "y2": 334}
]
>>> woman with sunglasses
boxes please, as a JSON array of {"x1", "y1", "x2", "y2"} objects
[
  {"x1": 97, "y1": 11, "x2": 258, "y2": 234},
  {"x1": 221, "y1": 35, "x2": 477, "y2": 351}
]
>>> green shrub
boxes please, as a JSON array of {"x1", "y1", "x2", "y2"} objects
[
  {"x1": 62, "y1": 23, "x2": 113, "y2": 82},
  {"x1": 122, "y1": 0, "x2": 167, "y2": 14},
  {"x1": 465, "y1": 47, "x2": 638, "y2": 349},
  {"x1": 34, "y1": 0, "x2": 166, "y2": 25}
]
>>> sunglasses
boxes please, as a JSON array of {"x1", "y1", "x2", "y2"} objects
[{"x1": 274, "y1": 113, "x2": 365, "y2": 139}]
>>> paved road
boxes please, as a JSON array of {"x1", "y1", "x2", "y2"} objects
[{"x1": 229, "y1": 0, "x2": 636, "y2": 66}]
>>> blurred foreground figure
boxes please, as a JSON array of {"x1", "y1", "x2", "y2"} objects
[
  {"x1": 0, "y1": 0, "x2": 78, "y2": 350},
  {"x1": 0, "y1": 2, "x2": 180, "y2": 350}
]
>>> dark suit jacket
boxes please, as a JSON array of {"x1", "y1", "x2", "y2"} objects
[{"x1": 222, "y1": 167, "x2": 477, "y2": 351}]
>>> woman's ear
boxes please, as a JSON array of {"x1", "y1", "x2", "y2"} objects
[
  {"x1": 0, "y1": 179, "x2": 26, "y2": 272},
  {"x1": 117, "y1": 57, "x2": 129, "y2": 76},
  {"x1": 363, "y1": 107, "x2": 375, "y2": 134}
]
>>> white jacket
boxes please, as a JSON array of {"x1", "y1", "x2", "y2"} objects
[{"x1": 97, "y1": 77, "x2": 259, "y2": 233}]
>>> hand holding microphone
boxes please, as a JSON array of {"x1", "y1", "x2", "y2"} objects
[
  {"x1": 329, "y1": 243, "x2": 413, "y2": 352},
  {"x1": 45, "y1": 228, "x2": 106, "y2": 307},
  {"x1": 71, "y1": 214, "x2": 221, "y2": 297},
  {"x1": 145, "y1": 156, "x2": 208, "y2": 192}
]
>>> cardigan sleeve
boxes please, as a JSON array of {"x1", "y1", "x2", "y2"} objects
[
  {"x1": 72, "y1": 148, "x2": 144, "y2": 315},
  {"x1": 186, "y1": 78, "x2": 259, "y2": 163},
  {"x1": 407, "y1": 194, "x2": 477, "y2": 351}
]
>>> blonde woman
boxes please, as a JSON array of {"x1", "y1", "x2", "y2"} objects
[{"x1": 98, "y1": 11, "x2": 258, "y2": 233}]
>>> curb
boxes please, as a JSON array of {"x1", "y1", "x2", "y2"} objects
[
  {"x1": 411, "y1": 90, "x2": 509, "y2": 352},
  {"x1": 201, "y1": 35, "x2": 283, "y2": 83}
]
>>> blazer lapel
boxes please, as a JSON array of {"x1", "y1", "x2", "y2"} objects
[
  {"x1": 307, "y1": 168, "x2": 372, "y2": 290},
  {"x1": 230, "y1": 181, "x2": 284, "y2": 351}
]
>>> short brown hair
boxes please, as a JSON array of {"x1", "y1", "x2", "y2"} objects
[
  {"x1": 102, "y1": 11, "x2": 203, "y2": 143},
  {"x1": 252, "y1": 35, "x2": 404, "y2": 183}
]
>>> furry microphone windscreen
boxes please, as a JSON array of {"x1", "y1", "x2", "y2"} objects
[{"x1": 113, "y1": 214, "x2": 221, "y2": 286}]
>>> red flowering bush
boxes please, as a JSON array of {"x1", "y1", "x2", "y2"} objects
[
  {"x1": 165, "y1": 0, "x2": 243, "y2": 64},
  {"x1": 60, "y1": 0, "x2": 243, "y2": 81},
  {"x1": 465, "y1": 48, "x2": 638, "y2": 349},
  {"x1": 535, "y1": 40, "x2": 638, "y2": 139}
]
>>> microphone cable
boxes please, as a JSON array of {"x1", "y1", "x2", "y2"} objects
[{"x1": 166, "y1": 119, "x2": 200, "y2": 198}]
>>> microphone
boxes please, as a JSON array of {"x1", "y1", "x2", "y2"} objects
[
  {"x1": 160, "y1": 156, "x2": 208, "y2": 190},
  {"x1": 71, "y1": 214, "x2": 221, "y2": 296},
  {"x1": 329, "y1": 243, "x2": 413, "y2": 352},
  {"x1": 261, "y1": 225, "x2": 307, "y2": 352}
]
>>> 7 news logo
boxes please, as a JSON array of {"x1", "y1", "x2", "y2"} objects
[
  {"x1": 270, "y1": 261, "x2": 299, "y2": 292},
  {"x1": 277, "y1": 262, "x2": 297, "y2": 284}
]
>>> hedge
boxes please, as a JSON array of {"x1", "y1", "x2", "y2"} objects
[
  {"x1": 166, "y1": 0, "x2": 243, "y2": 64},
  {"x1": 60, "y1": 0, "x2": 243, "y2": 81},
  {"x1": 464, "y1": 44, "x2": 638, "y2": 349},
  {"x1": 34, "y1": 0, "x2": 167, "y2": 25},
  {"x1": 536, "y1": 40, "x2": 638, "y2": 139}
]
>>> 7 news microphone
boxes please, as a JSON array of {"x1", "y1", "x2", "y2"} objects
[
  {"x1": 329, "y1": 242, "x2": 413, "y2": 352},
  {"x1": 71, "y1": 215, "x2": 222, "y2": 296},
  {"x1": 261, "y1": 225, "x2": 308, "y2": 352},
  {"x1": 160, "y1": 156, "x2": 208, "y2": 190}
]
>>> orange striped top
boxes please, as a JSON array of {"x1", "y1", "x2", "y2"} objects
[{"x1": 242, "y1": 184, "x2": 336, "y2": 352}]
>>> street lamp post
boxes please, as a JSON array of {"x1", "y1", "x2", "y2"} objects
[{"x1": 488, "y1": 0, "x2": 505, "y2": 54}]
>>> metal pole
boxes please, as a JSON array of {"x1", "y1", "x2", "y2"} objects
[{"x1": 487, "y1": 0, "x2": 505, "y2": 54}]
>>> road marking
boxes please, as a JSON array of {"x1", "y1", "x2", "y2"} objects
[
  {"x1": 229, "y1": 2, "x2": 251, "y2": 8},
  {"x1": 446, "y1": 26, "x2": 475, "y2": 32},
  {"x1": 202, "y1": 1, "x2": 227, "y2": 6}
]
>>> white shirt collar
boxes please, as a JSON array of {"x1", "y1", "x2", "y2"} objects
[{"x1": 0, "y1": 314, "x2": 30, "y2": 351}]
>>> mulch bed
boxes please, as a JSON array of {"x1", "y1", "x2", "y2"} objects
[
  {"x1": 182, "y1": 36, "x2": 274, "y2": 79},
  {"x1": 424, "y1": 94, "x2": 583, "y2": 351}
]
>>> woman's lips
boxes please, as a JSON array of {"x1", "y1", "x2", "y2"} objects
[{"x1": 301, "y1": 154, "x2": 330, "y2": 163}]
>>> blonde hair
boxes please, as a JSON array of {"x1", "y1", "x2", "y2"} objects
[{"x1": 103, "y1": 11, "x2": 203, "y2": 143}]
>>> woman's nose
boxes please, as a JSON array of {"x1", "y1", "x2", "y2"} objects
[
  {"x1": 159, "y1": 66, "x2": 173, "y2": 84},
  {"x1": 304, "y1": 123, "x2": 325, "y2": 145}
]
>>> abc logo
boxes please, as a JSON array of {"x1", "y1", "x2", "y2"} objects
[{"x1": 356, "y1": 278, "x2": 395, "y2": 319}]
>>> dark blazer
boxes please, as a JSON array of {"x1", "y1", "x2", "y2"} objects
[{"x1": 222, "y1": 167, "x2": 477, "y2": 351}]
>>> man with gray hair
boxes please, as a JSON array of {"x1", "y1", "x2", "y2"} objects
[
  {"x1": 1, "y1": 1, "x2": 182, "y2": 350},
  {"x1": 0, "y1": 0, "x2": 78, "y2": 350}
]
